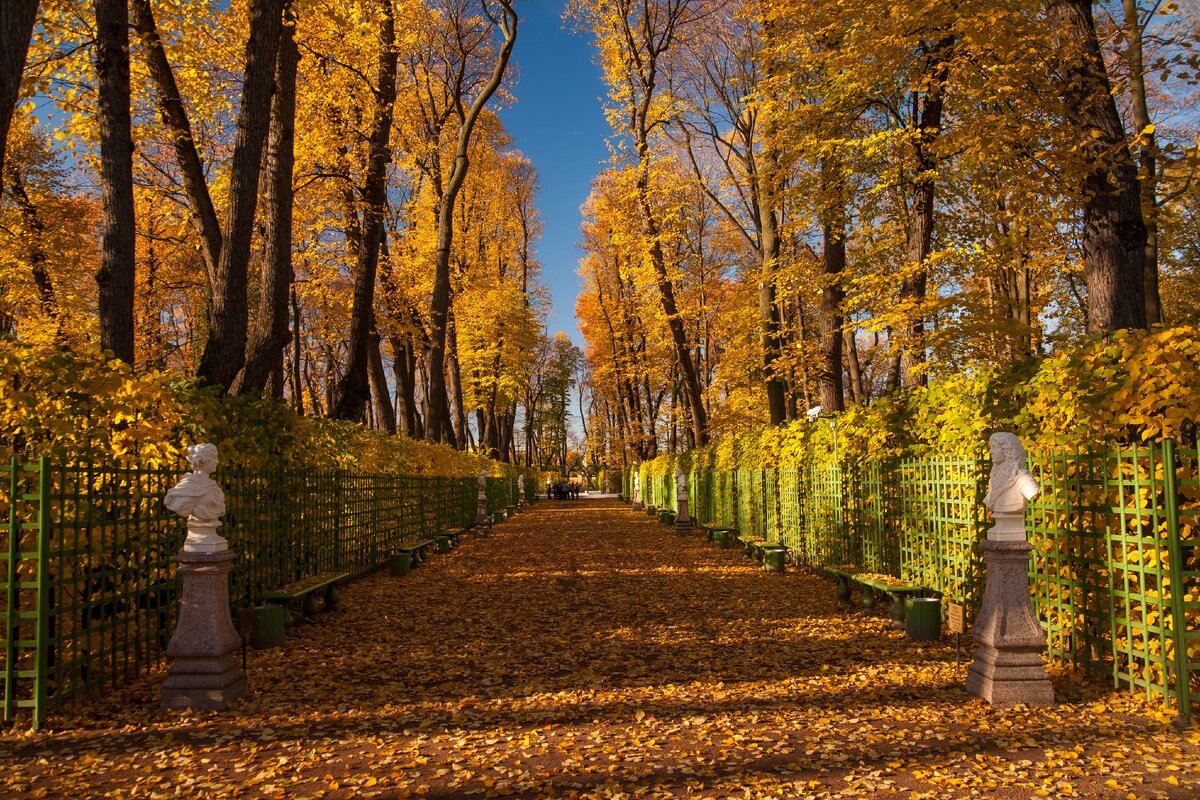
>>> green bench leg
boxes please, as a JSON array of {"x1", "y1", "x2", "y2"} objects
[
  {"x1": 836, "y1": 575, "x2": 852, "y2": 603},
  {"x1": 860, "y1": 585, "x2": 876, "y2": 610},
  {"x1": 888, "y1": 593, "x2": 907, "y2": 628},
  {"x1": 302, "y1": 593, "x2": 321, "y2": 618},
  {"x1": 325, "y1": 585, "x2": 339, "y2": 609}
]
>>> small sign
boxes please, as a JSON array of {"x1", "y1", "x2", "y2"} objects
[{"x1": 947, "y1": 602, "x2": 965, "y2": 634}]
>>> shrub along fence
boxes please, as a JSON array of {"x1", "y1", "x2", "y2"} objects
[
  {"x1": 1, "y1": 457, "x2": 531, "y2": 727},
  {"x1": 632, "y1": 439, "x2": 1200, "y2": 722}
]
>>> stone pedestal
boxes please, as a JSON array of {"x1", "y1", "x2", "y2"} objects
[
  {"x1": 966, "y1": 540, "x2": 1055, "y2": 706},
  {"x1": 674, "y1": 489, "x2": 692, "y2": 535},
  {"x1": 161, "y1": 550, "x2": 245, "y2": 710},
  {"x1": 475, "y1": 489, "x2": 491, "y2": 536}
]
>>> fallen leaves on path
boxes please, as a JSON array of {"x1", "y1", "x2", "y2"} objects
[{"x1": 2, "y1": 499, "x2": 1199, "y2": 799}]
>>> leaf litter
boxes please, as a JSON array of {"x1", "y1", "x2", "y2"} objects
[{"x1": 2, "y1": 498, "x2": 1199, "y2": 799}]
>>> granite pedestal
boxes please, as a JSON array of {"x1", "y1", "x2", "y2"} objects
[
  {"x1": 161, "y1": 550, "x2": 245, "y2": 710},
  {"x1": 966, "y1": 540, "x2": 1055, "y2": 706},
  {"x1": 475, "y1": 491, "x2": 491, "y2": 537}
]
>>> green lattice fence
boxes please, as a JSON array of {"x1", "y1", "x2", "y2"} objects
[
  {"x1": 665, "y1": 440, "x2": 1198, "y2": 720},
  {"x1": 1, "y1": 458, "x2": 492, "y2": 728}
]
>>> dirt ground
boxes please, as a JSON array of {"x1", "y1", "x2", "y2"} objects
[{"x1": 2, "y1": 498, "x2": 1198, "y2": 799}]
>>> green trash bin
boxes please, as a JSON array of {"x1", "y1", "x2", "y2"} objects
[
  {"x1": 390, "y1": 552, "x2": 412, "y2": 577},
  {"x1": 762, "y1": 547, "x2": 787, "y2": 574},
  {"x1": 657, "y1": 510, "x2": 675, "y2": 525},
  {"x1": 251, "y1": 605, "x2": 286, "y2": 649},
  {"x1": 713, "y1": 529, "x2": 731, "y2": 549},
  {"x1": 905, "y1": 597, "x2": 942, "y2": 642},
  {"x1": 435, "y1": 535, "x2": 451, "y2": 553}
]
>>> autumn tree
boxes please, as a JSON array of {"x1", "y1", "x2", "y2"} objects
[
  {"x1": 329, "y1": 0, "x2": 398, "y2": 420},
  {"x1": 668, "y1": 2, "x2": 794, "y2": 422},
  {"x1": 131, "y1": 0, "x2": 285, "y2": 388},
  {"x1": 94, "y1": 0, "x2": 136, "y2": 363},
  {"x1": 571, "y1": 0, "x2": 712, "y2": 446},
  {"x1": 231, "y1": 1, "x2": 298, "y2": 397},
  {"x1": 1046, "y1": 0, "x2": 1147, "y2": 334},
  {"x1": 406, "y1": 0, "x2": 518, "y2": 444},
  {"x1": 0, "y1": 1, "x2": 39, "y2": 198}
]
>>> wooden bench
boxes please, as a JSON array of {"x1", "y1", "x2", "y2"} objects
[
  {"x1": 823, "y1": 566, "x2": 931, "y2": 627},
  {"x1": 698, "y1": 523, "x2": 737, "y2": 545},
  {"x1": 397, "y1": 539, "x2": 435, "y2": 566},
  {"x1": 262, "y1": 571, "x2": 350, "y2": 623},
  {"x1": 741, "y1": 537, "x2": 778, "y2": 562},
  {"x1": 434, "y1": 528, "x2": 465, "y2": 552}
]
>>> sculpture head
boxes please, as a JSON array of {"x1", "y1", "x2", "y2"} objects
[
  {"x1": 187, "y1": 443, "x2": 218, "y2": 475},
  {"x1": 988, "y1": 432, "x2": 1025, "y2": 468}
]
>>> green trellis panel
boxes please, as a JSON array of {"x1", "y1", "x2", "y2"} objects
[
  {"x1": 664, "y1": 439, "x2": 1197, "y2": 721},
  {"x1": 0, "y1": 459, "x2": 485, "y2": 729}
]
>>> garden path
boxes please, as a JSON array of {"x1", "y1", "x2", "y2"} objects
[{"x1": 2, "y1": 497, "x2": 1199, "y2": 798}]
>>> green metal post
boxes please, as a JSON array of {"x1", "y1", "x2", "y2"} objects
[
  {"x1": 3, "y1": 458, "x2": 18, "y2": 722},
  {"x1": 1162, "y1": 439, "x2": 1192, "y2": 726},
  {"x1": 33, "y1": 457, "x2": 51, "y2": 730}
]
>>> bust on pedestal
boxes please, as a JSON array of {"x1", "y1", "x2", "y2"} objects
[
  {"x1": 965, "y1": 432, "x2": 1055, "y2": 706},
  {"x1": 161, "y1": 443, "x2": 245, "y2": 710},
  {"x1": 475, "y1": 470, "x2": 491, "y2": 536},
  {"x1": 673, "y1": 467, "x2": 692, "y2": 535}
]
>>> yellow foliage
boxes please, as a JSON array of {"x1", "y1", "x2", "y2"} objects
[
  {"x1": 639, "y1": 327, "x2": 1200, "y2": 479},
  {"x1": 0, "y1": 340, "x2": 518, "y2": 479}
]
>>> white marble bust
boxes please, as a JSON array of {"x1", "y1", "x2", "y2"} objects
[
  {"x1": 165, "y1": 443, "x2": 228, "y2": 552},
  {"x1": 984, "y1": 432, "x2": 1039, "y2": 541}
]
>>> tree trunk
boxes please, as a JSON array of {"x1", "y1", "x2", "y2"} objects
[
  {"x1": 196, "y1": 0, "x2": 284, "y2": 390},
  {"x1": 234, "y1": 3, "x2": 298, "y2": 395},
  {"x1": 390, "y1": 336, "x2": 419, "y2": 437},
  {"x1": 425, "y1": 1, "x2": 518, "y2": 444},
  {"x1": 1046, "y1": 0, "x2": 1147, "y2": 333},
  {"x1": 5, "y1": 167, "x2": 57, "y2": 326},
  {"x1": 895, "y1": 40, "x2": 950, "y2": 391},
  {"x1": 368, "y1": 329, "x2": 396, "y2": 433},
  {"x1": 94, "y1": 0, "x2": 136, "y2": 364},
  {"x1": 289, "y1": 284, "x2": 304, "y2": 414},
  {"x1": 817, "y1": 158, "x2": 846, "y2": 412},
  {"x1": 759, "y1": 206, "x2": 787, "y2": 425},
  {"x1": 1121, "y1": 0, "x2": 1161, "y2": 325},
  {"x1": 331, "y1": 0, "x2": 397, "y2": 419},
  {"x1": 131, "y1": 0, "x2": 222, "y2": 285},
  {"x1": 819, "y1": 231, "x2": 846, "y2": 414},
  {"x1": 845, "y1": 329, "x2": 865, "y2": 405},
  {"x1": 643, "y1": 210, "x2": 709, "y2": 446},
  {"x1": 446, "y1": 312, "x2": 469, "y2": 448},
  {"x1": 0, "y1": 0, "x2": 38, "y2": 200}
]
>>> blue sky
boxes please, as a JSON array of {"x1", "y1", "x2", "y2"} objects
[{"x1": 497, "y1": 0, "x2": 609, "y2": 347}]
